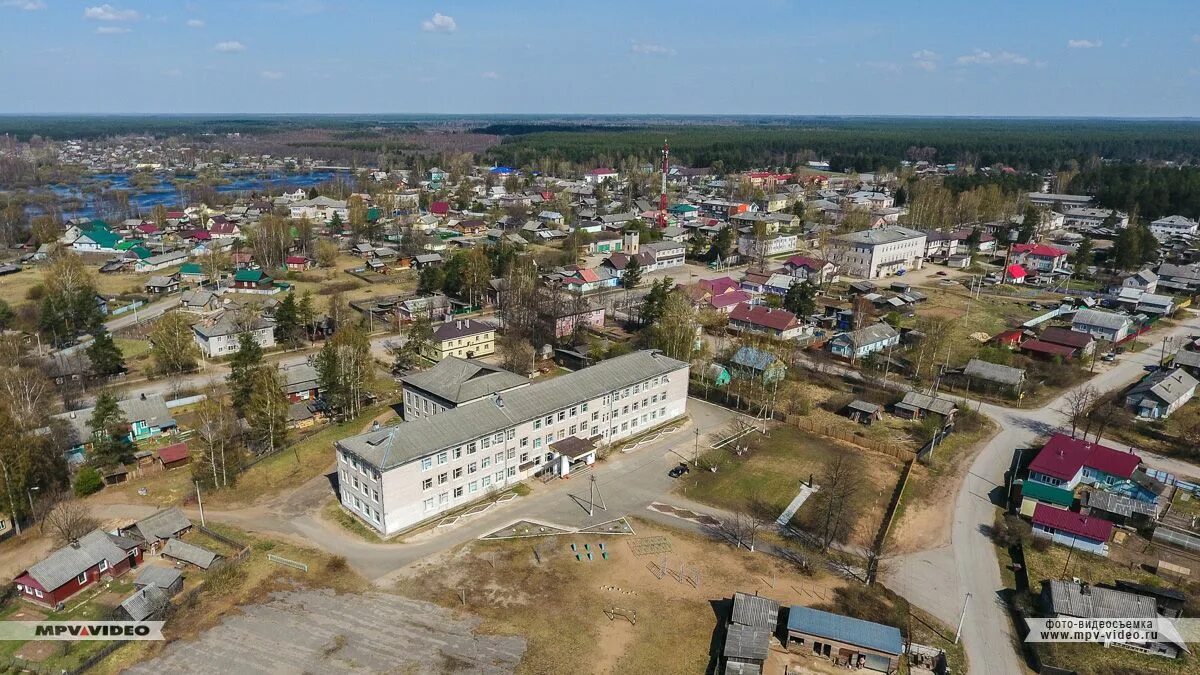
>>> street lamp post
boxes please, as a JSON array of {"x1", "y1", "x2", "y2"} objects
[{"x1": 26, "y1": 486, "x2": 39, "y2": 526}]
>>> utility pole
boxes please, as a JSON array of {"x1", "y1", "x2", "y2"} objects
[
  {"x1": 954, "y1": 593, "x2": 972, "y2": 644},
  {"x1": 693, "y1": 428, "x2": 700, "y2": 465},
  {"x1": 26, "y1": 486, "x2": 38, "y2": 527},
  {"x1": 588, "y1": 474, "x2": 607, "y2": 517},
  {"x1": 195, "y1": 481, "x2": 206, "y2": 527}
]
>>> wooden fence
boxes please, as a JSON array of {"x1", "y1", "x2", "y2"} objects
[{"x1": 786, "y1": 415, "x2": 917, "y2": 462}]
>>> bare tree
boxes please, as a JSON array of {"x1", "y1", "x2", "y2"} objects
[
  {"x1": 1058, "y1": 384, "x2": 1099, "y2": 439},
  {"x1": 811, "y1": 455, "x2": 860, "y2": 553},
  {"x1": 42, "y1": 498, "x2": 99, "y2": 545}
]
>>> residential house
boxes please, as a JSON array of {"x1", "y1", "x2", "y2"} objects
[
  {"x1": 729, "y1": 347, "x2": 787, "y2": 384},
  {"x1": 1136, "y1": 294, "x2": 1175, "y2": 316},
  {"x1": 1031, "y1": 503, "x2": 1113, "y2": 556},
  {"x1": 285, "y1": 255, "x2": 313, "y2": 271},
  {"x1": 335, "y1": 350, "x2": 689, "y2": 534},
  {"x1": 1010, "y1": 243, "x2": 1069, "y2": 273},
  {"x1": 117, "y1": 507, "x2": 192, "y2": 553},
  {"x1": 737, "y1": 233, "x2": 798, "y2": 258},
  {"x1": 179, "y1": 262, "x2": 206, "y2": 283},
  {"x1": 1063, "y1": 207, "x2": 1129, "y2": 230},
  {"x1": 829, "y1": 227, "x2": 927, "y2": 279},
  {"x1": 400, "y1": 357, "x2": 530, "y2": 421},
  {"x1": 785, "y1": 606, "x2": 903, "y2": 673},
  {"x1": 134, "y1": 250, "x2": 189, "y2": 273},
  {"x1": 423, "y1": 318, "x2": 497, "y2": 362},
  {"x1": 642, "y1": 241, "x2": 687, "y2": 270},
  {"x1": 1026, "y1": 433, "x2": 1142, "y2": 490},
  {"x1": 191, "y1": 310, "x2": 277, "y2": 358},
  {"x1": 827, "y1": 323, "x2": 900, "y2": 360},
  {"x1": 782, "y1": 255, "x2": 838, "y2": 285},
  {"x1": 1043, "y1": 580, "x2": 1185, "y2": 659},
  {"x1": 179, "y1": 289, "x2": 221, "y2": 313},
  {"x1": 1156, "y1": 263, "x2": 1200, "y2": 294},
  {"x1": 52, "y1": 393, "x2": 176, "y2": 464},
  {"x1": 1125, "y1": 368, "x2": 1198, "y2": 419},
  {"x1": 961, "y1": 359, "x2": 1027, "y2": 396},
  {"x1": 1038, "y1": 327, "x2": 1096, "y2": 356},
  {"x1": 1122, "y1": 269, "x2": 1159, "y2": 295},
  {"x1": 280, "y1": 362, "x2": 321, "y2": 402},
  {"x1": 1150, "y1": 215, "x2": 1199, "y2": 240},
  {"x1": 288, "y1": 196, "x2": 349, "y2": 223},
  {"x1": 144, "y1": 274, "x2": 180, "y2": 294},
  {"x1": 545, "y1": 304, "x2": 606, "y2": 339},
  {"x1": 157, "y1": 443, "x2": 190, "y2": 471},
  {"x1": 71, "y1": 227, "x2": 123, "y2": 253},
  {"x1": 728, "y1": 304, "x2": 805, "y2": 340},
  {"x1": 1018, "y1": 479, "x2": 1075, "y2": 517},
  {"x1": 1072, "y1": 308, "x2": 1133, "y2": 343},
  {"x1": 1171, "y1": 349, "x2": 1200, "y2": 379},
  {"x1": 892, "y1": 392, "x2": 957, "y2": 424},
  {"x1": 584, "y1": 168, "x2": 619, "y2": 184},
  {"x1": 14, "y1": 530, "x2": 143, "y2": 608},
  {"x1": 232, "y1": 268, "x2": 275, "y2": 292}
]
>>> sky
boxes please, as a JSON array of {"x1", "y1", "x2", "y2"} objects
[{"x1": 1, "y1": 1, "x2": 1199, "y2": 116}]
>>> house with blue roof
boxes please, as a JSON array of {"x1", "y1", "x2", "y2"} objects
[{"x1": 785, "y1": 605, "x2": 903, "y2": 673}]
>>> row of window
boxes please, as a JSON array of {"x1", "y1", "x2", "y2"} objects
[
  {"x1": 344, "y1": 492, "x2": 382, "y2": 524},
  {"x1": 423, "y1": 466, "x2": 518, "y2": 512}
]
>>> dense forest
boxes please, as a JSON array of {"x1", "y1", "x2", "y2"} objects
[
  {"x1": 1068, "y1": 165, "x2": 1200, "y2": 221},
  {"x1": 482, "y1": 118, "x2": 1200, "y2": 173}
]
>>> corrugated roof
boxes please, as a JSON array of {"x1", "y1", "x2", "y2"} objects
[
  {"x1": 963, "y1": 359, "x2": 1026, "y2": 386},
  {"x1": 786, "y1": 606, "x2": 903, "y2": 655},
  {"x1": 1032, "y1": 503, "x2": 1114, "y2": 541},
  {"x1": 723, "y1": 624, "x2": 771, "y2": 661},
  {"x1": 135, "y1": 565, "x2": 182, "y2": 590},
  {"x1": 120, "y1": 586, "x2": 168, "y2": 622},
  {"x1": 25, "y1": 530, "x2": 135, "y2": 591},
  {"x1": 161, "y1": 539, "x2": 219, "y2": 569},
  {"x1": 731, "y1": 592, "x2": 780, "y2": 629},
  {"x1": 339, "y1": 351, "x2": 688, "y2": 470},
  {"x1": 1020, "y1": 480, "x2": 1075, "y2": 507},
  {"x1": 400, "y1": 358, "x2": 528, "y2": 405},
  {"x1": 1046, "y1": 580, "x2": 1157, "y2": 619}
]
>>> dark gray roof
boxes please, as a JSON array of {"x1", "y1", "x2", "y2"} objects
[
  {"x1": 432, "y1": 318, "x2": 496, "y2": 341},
  {"x1": 731, "y1": 592, "x2": 780, "y2": 629},
  {"x1": 134, "y1": 565, "x2": 183, "y2": 590},
  {"x1": 963, "y1": 359, "x2": 1026, "y2": 386},
  {"x1": 847, "y1": 400, "x2": 881, "y2": 415},
  {"x1": 127, "y1": 507, "x2": 191, "y2": 543},
  {"x1": 192, "y1": 310, "x2": 273, "y2": 339},
  {"x1": 52, "y1": 393, "x2": 175, "y2": 447},
  {"x1": 161, "y1": 539, "x2": 220, "y2": 569},
  {"x1": 400, "y1": 357, "x2": 528, "y2": 405},
  {"x1": 1173, "y1": 350, "x2": 1200, "y2": 370},
  {"x1": 26, "y1": 530, "x2": 137, "y2": 590},
  {"x1": 786, "y1": 606, "x2": 903, "y2": 655},
  {"x1": 836, "y1": 226, "x2": 925, "y2": 247},
  {"x1": 280, "y1": 363, "x2": 319, "y2": 395},
  {"x1": 1046, "y1": 580, "x2": 1157, "y2": 619},
  {"x1": 339, "y1": 350, "x2": 688, "y2": 471},
  {"x1": 723, "y1": 662, "x2": 762, "y2": 675},
  {"x1": 1085, "y1": 489, "x2": 1159, "y2": 518},
  {"x1": 120, "y1": 586, "x2": 169, "y2": 621},
  {"x1": 724, "y1": 623, "x2": 771, "y2": 661},
  {"x1": 899, "y1": 392, "x2": 957, "y2": 417}
]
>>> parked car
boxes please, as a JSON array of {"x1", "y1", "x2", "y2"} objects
[
  {"x1": 1101, "y1": 352, "x2": 1117, "y2": 362},
  {"x1": 668, "y1": 463, "x2": 690, "y2": 478}
]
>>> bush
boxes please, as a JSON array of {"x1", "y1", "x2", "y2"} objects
[
  {"x1": 73, "y1": 467, "x2": 103, "y2": 497},
  {"x1": 25, "y1": 284, "x2": 45, "y2": 301},
  {"x1": 317, "y1": 280, "x2": 361, "y2": 295},
  {"x1": 991, "y1": 512, "x2": 1032, "y2": 548}
]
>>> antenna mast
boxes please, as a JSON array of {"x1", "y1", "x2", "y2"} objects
[{"x1": 657, "y1": 139, "x2": 669, "y2": 228}]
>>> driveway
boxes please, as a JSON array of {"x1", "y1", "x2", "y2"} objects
[{"x1": 885, "y1": 310, "x2": 1200, "y2": 675}]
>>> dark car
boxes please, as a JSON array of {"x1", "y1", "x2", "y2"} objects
[{"x1": 668, "y1": 463, "x2": 690, "y2": 478}]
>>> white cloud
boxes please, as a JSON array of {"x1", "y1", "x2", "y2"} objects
[
  {"x1": 1067, "y1": 39, "x2": 1102, "y2": 49},
  {"x1": 956, "y1": 49, "x2": 1031, "y2": 66},
  {"x1": 630, "y1": 41, "x2": 675, "y2": 56},
  {"x1": 421, "y1": 12, "x2": 456, "y2": 33},
  {"x1": 480, "y1": 71, "x2": 500, "y2": 80},
  {"x1": 213, "y1": 41, "x2": 246, "y2": 52},
  {"x1": 83, "y1": 4, "x2": 139, "y2": 21},
  {"x1": 261, "y1": 70, "x2": 284, "y2": 80},
  {"x1": 186, "y1": 18, "x2": 205, "y2": 28},
  {"x1": 911, "y1": 49, "x2": 939, "y2": 71},
  {"x1": 2, "y1": 0, "x2": 47, "y2": 10},
  {"x1": 95, "y1": 25, "x2": 129, "y2": 34}
]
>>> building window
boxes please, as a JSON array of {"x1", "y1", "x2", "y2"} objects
[
  {"x1": 453, "y1": 447, "x2": 463, "y2": 459},
  {"x1": 468, "y1": 481, "x2": 478, "y2": 494},
  {"x1": 507, "y1": 448, "x2": 516, "y2": 459},
  {"x1": 439, "y1": 492, "x2": 449, "y2": 505},
  {"x1": 481, "y1": 437, "x2": 491, "y2": 449},
  {"x1": 592, "y1": 411, "x2": 599, "y2": 421},
  {"x1": 557, "y1": 411, "x2": 566, "y2": 422},
  {"x1": 533, "y1": 438, "x2": 541, "y2": 449},
  {"x1": 534, "y1": 419, "x2": 542, "y2": 430},
  {"x1": 421, "y1": 457, "x2": 432, "y2": 471},
  {"x1": 482, "y1": 476, "x2": 492, "y2": 487},
  {"x1": 508, "y1": 467, "x2": 517, "y2": 477},
  {"x1": 453, "y1": 467, "x2": 463, "y2": 479},
  {"x1": 437, "y1": 452, "x2": 447, "y2": 465},
  {"x1": 493, "y1": 433, "x2": 502, "y2": 443},
  {"x1": 422, "y1": 478, "x2": 433, "y2": 490},
  {"x1": 373, "y1": 489, "x2": 379, "y2": 502},
  {"x1": 495, "y1": 452, "x2": 504, "y2": 464},
  {"x1": 468, "y1": 462, "x2": 477, "y2": 474},
  {"x1": 581, "y1": 402, "x2": 588, "y2": 412},
  {"x1": 453, "y1": 486, "x2": 463, "y2": 498},
  {"x1": 438, "y1": 473, "x2": 448, "y2": 485},
  {"x1": 482, "y1": 456, "x2": 491, "y2": 468},
  {"x1": 506, "y1": 429, "x2": 515, "y2": 441},
  {"x1": 353, "y1": 477, "x2": 360, "y2": 489},
  {"x1": 569, "y1": 406, "x2": 577, "y2": 416},
  {"x1": 544, "y1": 415, "x2": 553, "y2": 426},
  {"x1": 98, "y1": 560, "x2": 109, "y2": 573},
  {"x1": 557, "y1": 430, "x2": 565, "y2": 439},
  {"x1": 495, "y1": 471, "x2": 504, "y2": 482},
  {"x1": 520, "y1": 452, "x2": 529, "y2": 463},
  {"x1": 570, "y1": 425, "x2": 577, "y2": 435},
  {"x1": 520, "y1": 437, "x2": 529, "y2": 447}
]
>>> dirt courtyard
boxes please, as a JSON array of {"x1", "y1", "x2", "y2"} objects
[{"x1": 395, "y1": 518, "x2": 849, "y2": 675}]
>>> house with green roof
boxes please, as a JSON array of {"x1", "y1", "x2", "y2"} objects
[
  {"x1": 1018, "y1": 479, "x2": 1075, "y2": 517},
  {"x1": 179, "y1": 262, "x2": 205, "y2": 282},
  {"x1": 232, "y1": 268, "x2": 275, "y2": 292},
  {"x1": 71, "y1": 228, "x2": 123, "y2": 253}
]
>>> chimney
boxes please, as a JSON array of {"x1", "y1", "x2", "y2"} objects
[
  {"x1": 456, "y1": 320, "x2": 461, "y2": 329},
  {"x1": 69, "y1": 539, "x2": 80, "y2": 549},
  {"x1": 140, "y1": 393, "x2": 147, "y2": 400},
  {"x1": 371, "y1": 421, "x2": 381, "y2": 432}
]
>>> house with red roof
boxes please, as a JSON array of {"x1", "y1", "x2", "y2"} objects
[
  {"x1": 699, "y1": 276, "x2": 740, "y2": 296},
  {"x1": 1031, "y1": 503, "x2": 1113, "y2": 556},
  {"x1": 1011, "y1": 243, "x2": 1068, "y2": 273},
  {"x1": 285, "y1": 255, "x2": 313, "y2": 271},
  {"x1": 157, "y1": 442, "x2": 190, "y2": 470},
  {"x1": 708, "y1": 289, "x2": 753, "y2": 314},
  {"x1": 1004, "y1": 263, "x2": 1027, "y2": 284},
  {"x1": 782, "y1": 255, "x2": 839, "y2": 285},
  {"x1": 429, "y1": 201, "x2": 450, "y2": 217},
  {"x1": 1020, "y1": 339, "x2": 1078, "y2": 360},
  {"x1": 728, "y1": 303, "x2": 804, "y2": 340},
  {"x1": 1027, "y1": 434, "x2": 1142, "y2": 490}
]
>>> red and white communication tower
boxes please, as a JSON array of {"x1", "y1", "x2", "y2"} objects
[{"x1": 657, "y1": 139, "x2": 669, "y2": 228}]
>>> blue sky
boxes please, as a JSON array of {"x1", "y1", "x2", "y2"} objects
[{"x1": 1, "y1": 1, "x2": 1198, "y2": 116}]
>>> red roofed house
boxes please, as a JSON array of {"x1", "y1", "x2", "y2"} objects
[
  {"x1": 1011, "y1": 243, "x2": 1069, "y2": 273},
  {"x1": 699, "y1": 276, "x2": 740, "y2": 296},
  {"x1": 1020, "y1": 339, "x2": 1077, "y2": 359},
  {"x1": 14, "y1": 530, "x2": 143, "y2": 609},
  {"x1": 1031, "y1": 502, "x2": 1113, "y2": 556},
  {"x1": 709, "y1": 289, "x2": 753, "y2": 314},
  {"x1": 285, "y1": 255, "x2": 313, "y2": 271},
  {"x1": 782, "y1": 255, "x2": 839, "y2": 285},
  {"x1": 1004, "y1": 264, "x2": 1027, "y2": 284},
  {"x1": 729, "y1": 303, "x2": 804, "y2": 340},
  {"x1": 1039, "y1": 327, "x2": 1096, "y2": 356},
  {"x1": 136, "y1": 223, "x2": 160, "y2": 236},
  {"x1": 429, "y1": 201, "x2": 450, "y2": 216},
  {"x1": 157, "y1": 442, "x2": 190, "y2": 470},
  {"x1": 1027, "y1": 433, "x2": 1142, "y2": 490},
  {"x1": 994, "y1": 329, "x2": 1027, "y2": 349}
]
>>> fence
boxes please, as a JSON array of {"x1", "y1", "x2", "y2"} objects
[
  {"x1": 867, "y1": 459, "x2": 914, "y2": 583},
  {"x1": 109, "y1": 300, "x2": 146, "y2": 316},
  {"x1": 166, "y1": 394, "x2": 207, "y2": 408},
  {"x1": 787, "y1": 416, "x2": 917, "y2": 462},
  {"x1": 267, "y1": 554, "x2": 309, "y2": 572}
]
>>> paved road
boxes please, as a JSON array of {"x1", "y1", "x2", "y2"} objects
[
  {"x1": 104, "y1": 296, "x2": 180, "y2": 332},
  {"x1": 886, "y1": 310, "x2": 1200, "y2": 675}
]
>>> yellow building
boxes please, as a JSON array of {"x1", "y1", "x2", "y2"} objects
[{"x1": 423, "y1": 318, "x2": 497, "y2": 362}]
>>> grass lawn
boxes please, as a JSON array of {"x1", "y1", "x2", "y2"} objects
[
  {"x1": 321, "y1": 500, "x2": 383, "y2": 543},
  {"x1": 677, "y1": 423, "x2": 903, "y2": 548}
]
